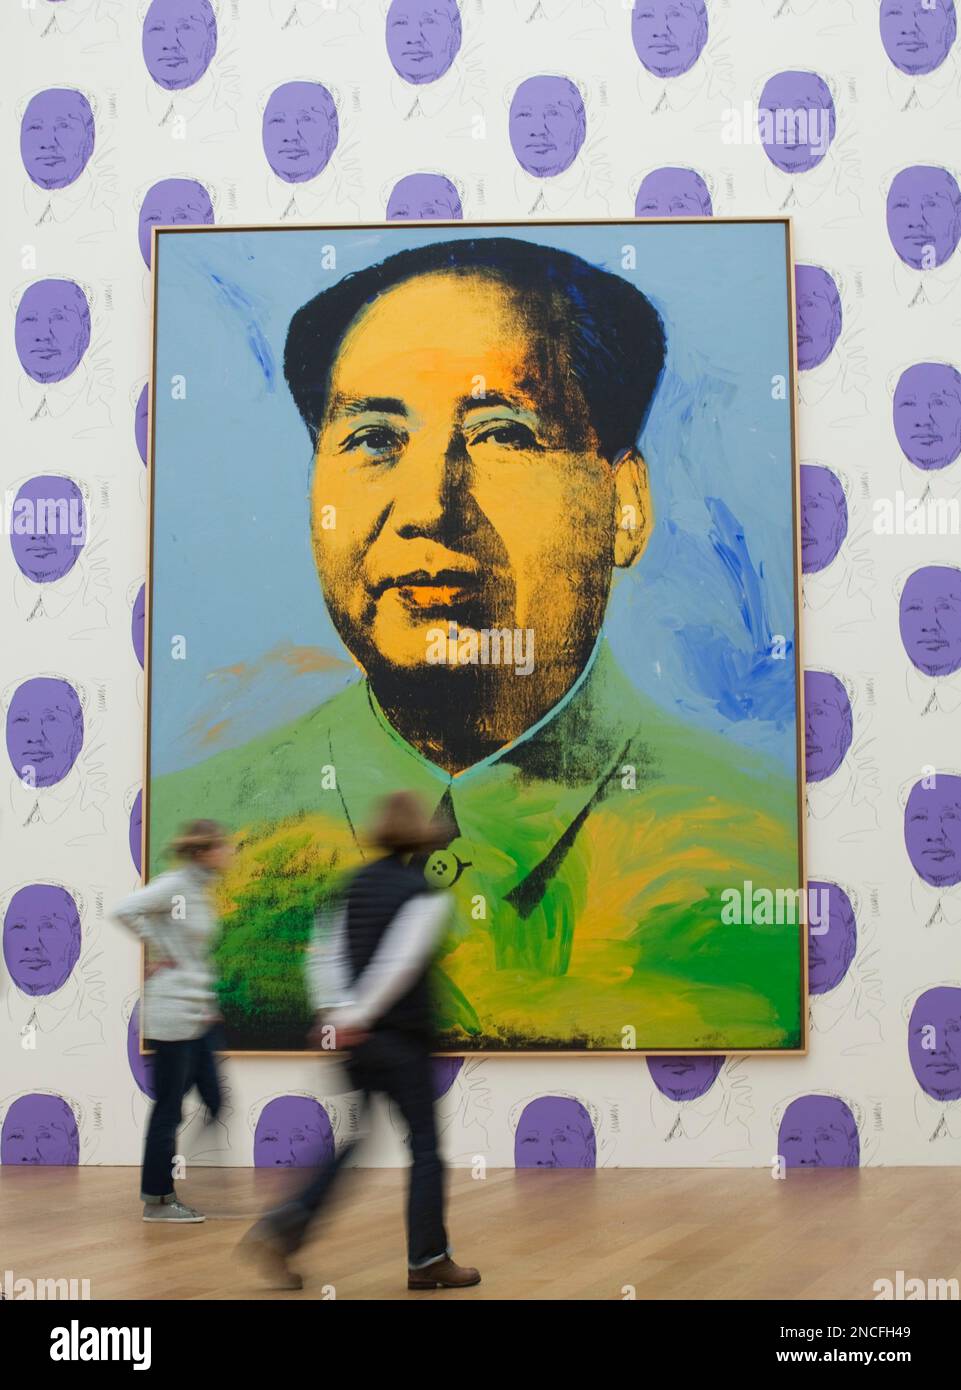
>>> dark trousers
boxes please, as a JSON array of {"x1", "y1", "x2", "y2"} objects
[
  {"x1": 267, "y1": 1029, "x2": 449, "y2": 1269},
  {"x1": 141, "y1": 1028, "x2": 223, "y2": 1200}
]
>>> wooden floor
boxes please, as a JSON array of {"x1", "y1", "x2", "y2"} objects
[{"x1": 2, "y1": 1165, "x2": 958, "y2": 1301}]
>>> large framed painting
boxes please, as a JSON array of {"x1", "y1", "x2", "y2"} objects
[{"x1": 145, "y1": 218, "x2": 805, "y2": 1054}]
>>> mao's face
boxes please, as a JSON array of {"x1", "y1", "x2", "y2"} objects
[
  {"x1": 778, "y1": 1095, "x2": 859, "y2": 1168},
  {"x1": 20, "y1": 89, "x2": 94, "y2": 191},
  {"x1": 132, "y1": 585, "x2": 146, "y2": 669},
  {"x1": 908, "y1": 988, "x2": 961, "y2": 1101},
  {"x1": 254, "y1": 1096, "x2": 334, "y2": 1167},
  {"x1": 10, "y1": 475, "x2": 86, "y2": 584},
  {"x1": 310, "y1": 272, "x2": 618, "y2": 683},
  {"x1": 807, "y1": 880, "x2": 857, "y2": 995},
  {"x1": 6, "y1": 677, "x2": 84, "y2": 789},
  {"x1": 387, "y1": 173, "x2": 463, "y2": 221},
  {"x1": 138, "y1": 178, "x2": 214, "y2": 267},
  {"x1": 15, "y1": 279, "x2": 91, "y2": 385},
  {"x1": 262, "y1": 82, "x2": 339, "y2": 184},
  {"x1": 631, "y1": 0, "x2": 708, "y2": 78},
  {"x1": 634, "y1": 167, "x2": 712, "y2": 217},
  {"x1": 514, "y1": 1097, "x2": 596, "y2": 1168},
  {"x1": 431, "y1": 1056, "x2": 463, "y2": 1098},
  {"x1": 142, "y1": 0, "x2": 217, "y2": 91},
  {"x1": 3, "y1": 885, "x2": 81, "y2": 996},
  {"x1": 880, "y1": 0, "x2": 957, "y2": 77},
  {"x1": 887, "y1": 166, "x2": 961, "y2": 270},
  {"x1": 135, "y1": 384, "x2": 149, "y2": 465},
  {"x1": 799, "y1": 465, "x2": 847, "y2": 574},
  {"x1": 759, "y1": 70, "x2": 836, "y2": 175},
  {"x1": 795, "y1": 265, "x2": 841, "y2": 371},
  {"x1": 127, "y1": 1000, "x2": 155, "y2": 1097},
  {"x1": 386, "y1": 0, "x2": 461, "y2": 85},
  {"x1": 904, "y1": 776, "x2": 961, "y2": 887},
  {"x1": 804, "y1": 670, "x2": 852, "y2": 783},
  {"x1": 893, "y1": 363, "x2": 961, "y2": 471},
  {"x1": 509, "y1": 76, "x2": 585, "y2": 178},
  {"x1": 1, "y1": 1095, "x2": 78, "y2": 1165},
  {"x1": 899, "y1": 566, "x2": 961, "y2": 678},
  {"x1": 647, "y1": 1055, "x2": 723, "y2": 1102},
  {"x1": 130, "y1": 789, "x2": 143, "y2": 874}
]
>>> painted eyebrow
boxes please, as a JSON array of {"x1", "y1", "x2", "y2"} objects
[{"x1": 327, "y1": 394, "x2": 409, "y2": 420}]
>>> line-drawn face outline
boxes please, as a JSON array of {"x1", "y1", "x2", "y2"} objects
[
  {"x1": 135, "y1": 384, "x2": 149, "y2": 466},
  {"x1": 631, "y1": 0, "x2": 709, "y2": 79},
  {"x1": 138, "y1": 178, "x2": 214, "y2": 268},
  {"x1": 253, "y1": 1095, "x2": 335, "y2": 1167},
  {"x1": 899, "y1": 566, "x2": 961, "y2": 679},
  {"x1": 1, "y1": 1093, "x2": 80, "y2": 1165},
  {"x1": 9, "y1": 475, "x2": 86, "y2": 584},
  {"x1": 647, "y1": 1055, "x2": 723, "y2": 1102},
  {"x1": 794, "y1": 265, "x2": 842, "y2": 372},
  {"x1": 514, "y1": 1095, "x2": 597, "y2": 1168},
  {"x1": 758, "y1": 70, "x2": 837, "y2": 175},
  {"x1": 804, "y1": 670, "x2": 853, "y2": 784},
  {"x1": 880, "y1": 0, "x2": 957, "y2": 77},
  {"x1": 20, "y1": 88, "x2": 95, "y2": 191},
  {"x1": 777, "y1": 1094, "x2": 860, "y2": 1168},
  {"x1": 807, "y1": 880, "x2": 857, "y2": 995},
  {"x1": 129, "y1": 789, "x2": 143, "y2": 874},
  {"x1": 6, "y1": 677, "x2": 85, "y2": 789},
  {"x1": 262, "y1": 81, "x2": 340, "y2": 185},
  {"x1": 127, "y1": 1000, "x2": 155, "y2": 1098},
  {"x1": 3, "y1": 884, "x2": 82, "y2": 997},
  {"x1": 132, "y1": 585, "x2": 146, "y2": 669},
  {"x1": 893, "y1": 362, "x2": 961, "y2": 471},
  {"x1": 509, "y1": 74, "x2": 586, "y2": 178},
  {"x1": 908, "y1": 986, "x2": 961, "y2": 1101},
  {"x1": 387, "y1": 172, "x2": 463, "y2": 221},
  {"x1": 15, "y1": 279, "x2": 91, "y2": 385},
  {"x1": 904, "y1": 775, "x2": 961, "y2": 887},
  {"x1": 799, "y1": 464, "x2": 847, "y2": 574},
  {"x1": 887, "y1": 165, "x2": 961, "y2": 270},
  {"x1": 385, "y1": 0, "x2": 462, "y2": 86},
  {"x1": 142, "y1": 0, "x2": 218, "y2": 92},
  {"x1": 634, "y1": 166, "x2": 713, "y2": 217}
]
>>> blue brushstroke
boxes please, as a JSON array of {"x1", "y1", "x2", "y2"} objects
[{"x1": 208, "y1": 271, "x2": 275, "y2": 390}]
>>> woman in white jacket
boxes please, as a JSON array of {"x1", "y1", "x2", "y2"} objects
[{"x1": 114, "y1": 819, "x2": 232, "y2": 1223}]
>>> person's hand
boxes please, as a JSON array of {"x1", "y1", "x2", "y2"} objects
[
  {"x1": 144, "y1": 955, "x2": 175, "y2": 981},
  {"x1": 333, "y1": 1022, "x2": 369, "y2": 1051},
  {"x1": 308, "y1": 1012, "x2": 368, "y2": 1051}
]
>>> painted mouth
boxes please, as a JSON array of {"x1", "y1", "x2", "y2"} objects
[
  {"x1": 376, "y1": 567, "x2": 484, "y2": 610},
  {"x1": 22, "y1": 959, "x2": 51, "y2": 970},
  {"x1": 923, "y1": 848, "x2": 955, "y2": 859}
]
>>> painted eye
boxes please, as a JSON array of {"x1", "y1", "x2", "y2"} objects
[{"x1": 473, "y1": 421, "x2": 538, "y2": 449}]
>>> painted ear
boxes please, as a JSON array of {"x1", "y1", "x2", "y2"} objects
[{"x1": 612, "y1": 450, "x2": 653, "y2": 569}]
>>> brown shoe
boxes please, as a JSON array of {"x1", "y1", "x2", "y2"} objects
[
  {"x1": 408, "y1": 1257, "x2": 481, "y2": 1290},
  {"x1": 237, "y1": 1225, "x2": 303, "y2": 1291}
]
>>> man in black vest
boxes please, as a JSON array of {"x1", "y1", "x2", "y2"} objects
[{"x1": 240, "y1": 791, "x2": 480, "y2": 1292}]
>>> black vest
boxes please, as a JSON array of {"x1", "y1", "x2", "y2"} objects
[{"x1": 344, "y1": 855, "x2": 434, "y2": 1037}]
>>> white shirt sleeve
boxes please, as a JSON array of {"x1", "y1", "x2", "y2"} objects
[
  {"x1": 327, "y1": 891, "x2": 452, "y2": 1031},
  {"x1": 112, "y1": 873, "x2": 179, "y2": 958},
  {"x1": 306, "y1": 905, "x2": 352, "y2": 1012}
]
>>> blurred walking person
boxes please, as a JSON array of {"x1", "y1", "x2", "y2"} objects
[
  {"x1": 114, "y1": 819, "x2": 232, "y2": 1223},
  {"x1": 241, "y1": 791, "x2": 480, "y2": 1292}
]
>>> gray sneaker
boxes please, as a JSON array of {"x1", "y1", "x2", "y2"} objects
[{"x1": 143, "y1": 1198, "x2": 205, "y2": 1223}]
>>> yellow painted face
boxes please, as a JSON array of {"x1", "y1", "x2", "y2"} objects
[{"x1": 310, "y1": 270, "x2": 642, "y2": 682}]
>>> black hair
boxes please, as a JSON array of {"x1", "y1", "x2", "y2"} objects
[{"x1": 284, "y1": 236, "x2": 667, "y2": 463}]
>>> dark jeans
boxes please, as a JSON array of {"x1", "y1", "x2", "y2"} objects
[
  {"x1": 141, "y1": 1027, "x2": 223, "y2": 1200},
  {"x1": 266, "y1": 1029, "x2": 449, "y2": 1269}
]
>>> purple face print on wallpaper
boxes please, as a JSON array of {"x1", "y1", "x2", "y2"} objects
[
  {"x1": 514, "y1": 1096, "x2": 596, "y2": 1169},
  {"x1": 3, "y1": 884, "x2": 81, "y2": 997},
  {"x1": 142, "y1": 0, "x2": 218, "y2": 91},
  {"x1": 20, "y1": 88, "x2": 95, "y2": 190},
  {"x1": 6, "y1": 678, "x2": 84, "y2": 789},
  {"x1": 132, "y1": 585, "x2": 146, "y2": 669},
  {"x1": 135, "y1": 384, "x2": 149, "y2": 466},
  {"x1": 899, "y1": 567, "x2": 961, "y2": 679},
  {"x1": 9, "y1": 475, "x2": 86, "y2": 584},
  {"x1": 904, "y1": 776, "x2": 961, "y2": 888},
  {"x1": 386, "y1": 0, "x2": 462, "y2": 85},
  {"x1": 139, "y1": 178, "x2": 214, "y2": 268},
  {"x1": 130, "y1": 789, "x2": 143, "y2": 875},
  {"x1": 778, "y1": 1095, "x2": 860, "y2": 1168},
  {"x1": 804, "y1": 671, "x2": 852, "y2": 784},
  {"x1": 631, "y1": 0, "x2": 708, "y2": 78},
  {"x1": 795, "y1": 265, "x2": 842, "y2": 372},
  {"x1": 509, "y1": 75, "x2": 585, "y2": 179},
  {"x1": 799, "y1": 465, "x2": 847, "y2": 575},
  {"x1": 807, "y1": 880, "x2": 857, "y2": 996},
  {"x1": 647, "y1": 1056, "x2": 723, "y2": 1102},
  {"x1": 887, "y1": 166, "x2": 961, "y2": 269},
  {"x1": 15, "y1": 280, "x2": 91, "y2": 385},
  {"x1": 758, "y1": 71, "x2": 836, "y2": 175},
  {"x1": 387, "y1": 173, "x2": 463, "y2": 221},
  {"x1": 894, "y1": 363, "x2": 961, "y2": 471},
  {"x1": 253, "y1": 1096, "x2": 335, "y2": 1167},
  {"x1": 880, "y1": 0, "x2": 957, "y2": 76},
  {"x1": 634, "y1": 167, "x2": 713, "y2": 218},
  {"x1": 262, "y1": 82, "x2": 339, "y2": 185},
  {"x1": 909, "y1": 987, "x2": 961, "y2": 1102},
  {"x1": 127, "y1": 1001, "x2": 155, "y2": 1098},
  {"x1": 1, "y1": 1094, "x2": 79, "y2": 1165}
]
